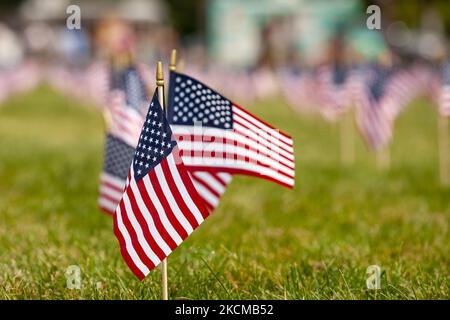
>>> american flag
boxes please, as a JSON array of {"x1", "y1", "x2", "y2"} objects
[
  {"x1": 167, "y1": 71, "x2": 295, "y2": 204},
  {"x1": 439, "y1": 62, "x2": 450, "y2": 117},
  {"x1": 279, "y1": 68, "x2": 317, "y2": 114},
  {"x1": 316, "y1": 64, "x2": 352, "y2": 121},
  {"x1": 114, "y1": 90, "x2": 209, "y2": 280},
  {"x1": 98, "y1": 66, "x2": 148, "y2": 215},
  {"x1": 355, "y1": 64, "x2": 394, "y2": 151}
]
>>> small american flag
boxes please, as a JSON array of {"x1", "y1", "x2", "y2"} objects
[
  {"x1": 439, "y1": 62, "x2": 450, "y2": 117},
  {"x1": 98, "y1": 66, "x2": 148, "y2": 215},
  {"x1": 114, "y1": 90, "x2": 209, "y2": 280},
  {"x1": 316, "y1": 64, "x2": 352, "y2": 121},
  {"x1": 355, "y1": 64, "x2": 394, "y2": 151},
  {"x1": 168, "y1": 71, "x2": 295, "y2": 193}
]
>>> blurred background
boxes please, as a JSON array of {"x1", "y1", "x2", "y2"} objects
[{"x1": 0, "y1": 0, "x2": 448, "y2": 76}]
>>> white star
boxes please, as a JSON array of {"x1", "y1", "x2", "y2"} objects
[
  {"x1": 158, "y1": 122, "x2": 162, "y2": 127},
  {"x1": 153, "y1": 156, "x2": 157, "y2": 161}
]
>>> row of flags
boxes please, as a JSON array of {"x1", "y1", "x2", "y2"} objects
[
  {"x1": 97, "y1": 60, "x2": 295, "y2": 279},
  {"x1": 281, "y1": 61, "x2": 450, "y2": 151},
  {"x1": 2, "y1": 59, "x2": 449, "y2": 155}
]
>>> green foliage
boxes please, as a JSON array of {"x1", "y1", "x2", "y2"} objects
[{"x1": 0, "y1": 86, "x2": 448, "y2": 299}]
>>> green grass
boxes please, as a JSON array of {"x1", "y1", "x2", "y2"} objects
[{"x1": 0, "y1": 85, "x2": 448, "y2": 299}]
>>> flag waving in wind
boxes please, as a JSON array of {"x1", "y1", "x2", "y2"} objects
[
  {"x1": 168, "y1": 71, "x2": 295, "y2": 195},
  {"x1": 114, "y1": 90, "x2": 209, "y2": 280}
]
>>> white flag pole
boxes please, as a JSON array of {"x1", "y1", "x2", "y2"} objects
[
  {"x1": 438, "y1": 115, "x2": 449, "y2": 185},
  {"x1": 156, "y1": 60, "x2": 168, "y2": 300}
]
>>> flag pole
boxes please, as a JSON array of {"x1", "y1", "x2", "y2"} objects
[
  {"x1": 340, "y1": 109, "x2": 354, "y2": 165},
  {"x1": 376, "y1": 147, "x2": 390, "y2": 170},
  {"x1": 156, "y1": 61, "x2": 168, "y2": 300},
  {"x1": 438, "y1": 115, "x2": 449, "y2": 185}
]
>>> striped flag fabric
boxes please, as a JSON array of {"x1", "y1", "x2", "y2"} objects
[
  {"x1": 354, "y1": 64, "x2": 394, "y2": 151},
  {"x1": 114, "y1": 90, "x2": 209, "y2": 280},
  {"x1": 98, "y1": 66, "x2": 148, "y2": 215},
  {"x1": 316, "y1": 63, "x2": 352, "y2": 121},
  {"x1": 439, "y1": 62, "x2": 450, "y2": 117},
  {"x1": 168, "y1": 71, "x2": 295, "y2": 196},
  {"x1": 168, "y1": 71, "x2": 233, "y2": 210}
]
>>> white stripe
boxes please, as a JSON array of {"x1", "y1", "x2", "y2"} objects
[
  {"x1": 182, "y1": 156, "x2": 295, "y2": 186},
  {"x1": 233, "y1": 106, "x2": 293, "y2": 147},
  {"x1": 98, "y1": 198, "x2": 118, "y2": 213},
  {"x1": 173, "y1": 125, "x2": 295, "y2": 163},
  {"x1": 99, "y1": 185, "x2": 123, "y2": 202},
  {"x1": 166, "y1": 154, "x2": 205, "y2": 225},
  {"x1": 217, "y1": 172, "x2": 232, "y2": 184},
  {"x1": 142, "y1": 175, "x2": 183, "y2": 245},
  {"x1": 115, "y1": 205, "x2": 150, "y2": 276},
  {"x1": 192, "y1": 172, "x2": 226, "y2": 194},
  {"x1": 233, "y1": 123, "x2": 294, "y2": 161},
  {"x1": 122, "y1": 192, "x2": 161, "y2": 266},
  {"x1": 129, "y1": 179, "x2": 173, "y2": 254},
  {"x1": 100, "y1": 173, "x2": 125, "y2": 190},
  {"x1": 234, "y1": 112, "x2": 294, "y2": 153},
  {"x1": 154, "y1": 165, "x2": 194, "y2": 233},
  {"x1": 178, "y1": 141, "x2": 295, "y2": 177},
  {"x1": 191, "y1": 179, "x2": 219, "y2": 208}
]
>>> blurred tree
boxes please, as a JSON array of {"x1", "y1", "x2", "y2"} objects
[{"x1": 165, "y1": 0, "x2": 205, "y2": 39}]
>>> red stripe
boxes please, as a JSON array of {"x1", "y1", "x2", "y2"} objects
[
  {"x1": 100, "y1": 180, "x2": 124, "y2": 193},
  {"x1": 99, "y1": 190, "x2": 121, "y2": 204},
  {"x1": 118, "y1": 199, "x2": 156, "y2": 272},
  {"x1": 175, "y1": 161, "x2": 210, "y2": 219},
  {"x1": 161, "y1": 160, "x2": 199, "y2": 228},
  {"x1": 99, "y1": 205, "x2": 114, "y2": 216},
  {"x1": 180, "y1": 149, "x2": 294, "y2": 180},
  {"x1": 191, "y1": 174, "x2": 221, "y2": 198},
  {"x1": 136, "y1": 179, "x2": 177, "y2": 250},
  {"x1": 126, "y1": 186, "x2": 166, "y2": 261},
  {"x1": 233, "y1": 117, "x2": 293, "y2": 155},
  {"x1": 186, "y1": 166, "x2": 294, "y2": 189},
  {"x1": 232, "y1": 103, "x2": 293, "y2": 140},
  {"x1": 174, "y1": 132, "x2": 295, "y2": 169},
  {"x1": 210, "y1": 172, "x2": 229, "y2": 186},
  {"x1": 148, "y1": 170, "x2": 189, "y2": 240},
  {"x1": 113, "y1": 201, "x2": 146, "y2": 280}
]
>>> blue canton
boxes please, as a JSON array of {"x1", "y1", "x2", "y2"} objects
[
  {"x1": 442, "y1": 62, "x2": 450, "y2": 85},
  {"x1": 168, "y1": 71, "x2": 233, "y2": 129},
  {"x1": 133, "y1": 91, "x2": 177, "y2": 181},
  {"x1": 104, "y1": 135, "x2": 135, "y2": 179},
  {"x1": 111, "y1": 66, "x2": 148, "y2": 111}
]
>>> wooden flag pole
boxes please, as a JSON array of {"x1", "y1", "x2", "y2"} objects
[
  {"x1": 170, "y1": 49, "x2": 177, "y2": 73},
  {"x1": 340, "y1": 110, "x2": 354, "y2": 165},
  {"x1": 438, "y1": 116, "x2": 450, "y2": 185},
  {"x1": 376, "y1": 147, "x2": 390, "y2": 170},
  {"x1": 156, "y1": 61, "x2": 168, "y2": 300}
]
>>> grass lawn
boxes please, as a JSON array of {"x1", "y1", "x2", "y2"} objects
[{"x1": 0, "y1": 85, "x2": 448, "y2": 299}]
